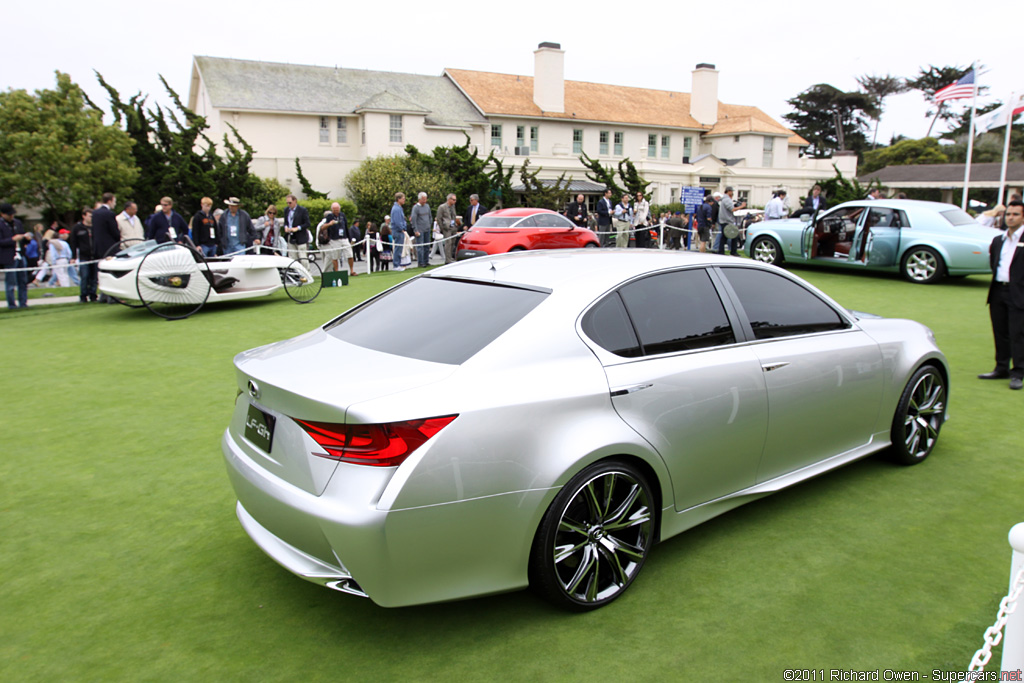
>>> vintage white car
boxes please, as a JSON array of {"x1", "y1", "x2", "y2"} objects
[{"x1": 98, "y1": 240, "x2": 322, "y2": 319}]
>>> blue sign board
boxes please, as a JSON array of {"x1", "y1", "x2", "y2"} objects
[{"x1": 681, "y1": 186, "x2": 705, "y2": 213}]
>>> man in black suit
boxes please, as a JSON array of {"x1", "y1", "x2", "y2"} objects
[
  {"x1": 565, "y1": 194, "x2": 588, "y2": 228},
  {"x1": 91, "y1": 192, "x2": 122, "y2": 302},
  {"x1": 92, "y1": 192, "x2": 121, "y2": 258},
  {"x1": 979, "y1": 200, "x2": 1024, "y2": 390},
  {"x1": 596, "y1": 188, "x2": 613, "y2": 247},
  {"x1": 802, "y1": 184, "x2": 828, "y2": 215},
  {"x1": 282, "y1": 194, "x2": 311, "y2": 261},
  {"x1": 464, "y1": 194, "x2": 487, "y2": 228}
]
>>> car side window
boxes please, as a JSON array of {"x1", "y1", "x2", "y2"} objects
[
  {"x1": 720, "y1": 267, "x2": 849, "y2": 340},
  {"x1": 581, "y1": 293, "x2": 641, "y2": 357},
  {"x1": 617, "y1": 269, "x2": 735, "y2": 355},
  {"x1": 533, "y1": 213, "x2": 574, "y2": 228},
  {"x1": 514, "y1": 215, "x2": 538, "y2": 228},
  {"x1": 867, "y1": 208, "x2": 902, "y2": 228}
]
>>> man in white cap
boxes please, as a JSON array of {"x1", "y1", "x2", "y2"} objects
[{"x1": 218, "y1": 197, "x2": 259, "y2": 256}]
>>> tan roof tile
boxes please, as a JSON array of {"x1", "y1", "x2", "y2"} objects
[{"x1": 445, "y1": 68, "x2": 807, "y2": 145}]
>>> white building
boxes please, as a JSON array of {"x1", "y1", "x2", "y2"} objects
[{"x1": 188, "y1": 44, "x2": 856, "y2": 208}]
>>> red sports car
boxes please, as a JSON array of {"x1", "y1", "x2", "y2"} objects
[{"x1": 456, "y1": 208, "x2": 601, "y2": 260}]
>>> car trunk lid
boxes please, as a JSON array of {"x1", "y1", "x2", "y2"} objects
[{"x1": 231, "y1": 329, "x2": 457, "y2": 494}]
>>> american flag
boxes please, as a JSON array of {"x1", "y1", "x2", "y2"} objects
[{"x1": 934, "y1": 70, "x2": 976, "y2": 103}]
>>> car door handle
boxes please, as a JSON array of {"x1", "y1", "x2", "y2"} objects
[
  {"x1": 610, "y1": 383, "x2": 653, "y2": 397},
  {"x1": 762, "y1": 362, "x2": 790, "y2": 373}
]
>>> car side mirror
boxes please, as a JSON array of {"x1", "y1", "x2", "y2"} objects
[{"x1": 801, "y1": 213, "x2": 813, "y2": 223}]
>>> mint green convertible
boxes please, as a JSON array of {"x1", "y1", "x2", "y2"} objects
[{"x1": 747, "y1": 199, "x2": 998, "y2": 284}]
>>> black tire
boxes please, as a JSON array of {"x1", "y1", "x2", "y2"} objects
[
  {"x1": 509, "y1": 246, "x2": 527, "y2": 252},
  {"x1": 135, "y1": 242, "x2": 211, "y2": 320},
  {"x1": 900, "y1": 246, "x2": 945, "y2": 284},
  {"x1": 280, "y1": 258, "x2": 323, "y2": 303},
  {"x1": 750, "y1": 236, "x2": 783, "y2": 266},
  {"x1": 888, "y1": 365, "x2": 946, "y2": 465},
  {"x1": 584, "y1": 242, "x2": 598, "y2": 248},
  {"x1": 529, "y1": 460, "x2": 654, "y2": 611}
]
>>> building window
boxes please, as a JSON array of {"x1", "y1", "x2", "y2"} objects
[
  {"x1": 530, "y1": 126, "x2": 539, "y2": 153},
  {"x1": 337, "y1": 117, "x2": 347, "y2": 144},
  {"x1": 683, "y1": 136, "x2": 692, "y2": 160},
  {"x1": 614, "y1": 132, "x2": 623, "y2": 156},
  {"x1": 734, "y1": 135, "x2": 740, "y2": 143},
  {"x1": 647, "y1": 134, "x2": 657, "y2": 158},
  {"x1": 573, "y1": 129, "x2": 583, "y2": 155},
  {"x1": 762, "y1": 136, "x2": 774, "y2": 167},
  {"x1": 361, "y1": 119, "x2": 366, "y2": 145},
  {"x1": 516, "y1": 125, "x2": 525, "y2": 148},
  {"x1": 599, "y1": 131, "x2": 609, "y2": 155},
  {"x1": 389, "y1": 115, "x2": 403, "y2": 143},
  {"x1": 661, "y1": 135, "x2": 670, "y2": 159},
  {"x1": 491, "y1": 124, "x2": 502, "y2": 148},
  {"x1": 320, "y1": 116, "x2": 330, "y2": 143},
  {"x1": 737, "y1": 189, "x2": 750, "y2": 204}
]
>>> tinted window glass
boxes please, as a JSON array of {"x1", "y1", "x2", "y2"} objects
[
  {"x1": 618, "y1": 269, "x2": 735, "y2": 355},
  {"x1": 940, "y1": 208, "x2": 976, "y2": 226},
  {"x1": 867, "y1": 208, "x2": 903, "y2": 228},
  {"x1": 533, "y1": 213, "x2": 574, "y2": 228},
  {"x1": 581, "y1": 293, "x2": 641, "y2": 357},
  {"x1": 721, "y1": 268, "x2": 848, "y2": 340},
  {"x1": 473, "y1": 216, "x2": 520, "y2": 228},
  {"x1": 325, "y1": 277, "x2": 547, "y2": 364}
]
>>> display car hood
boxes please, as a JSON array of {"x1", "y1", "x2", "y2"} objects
[{"x1": 234, "y1": 328, "x2": 457, "y2": 422}]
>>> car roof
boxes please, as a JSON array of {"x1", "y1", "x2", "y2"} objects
[
  {"x1": 485, "y1": 207, "x2": 560, "y2": 217},
  {"x1": 832, "y1": 198, "x2": 963, "y2": 213},
  {"x1": 429, "y1": 249, "x2": 759, "y2": 293}
]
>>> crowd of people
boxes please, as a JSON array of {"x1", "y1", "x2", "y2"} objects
[{"x1": 10, "y1": 183, "x2": 1018, "y2": 311}]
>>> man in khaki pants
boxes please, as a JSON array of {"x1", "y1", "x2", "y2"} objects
[{"x1": 612, "y1": 194, "x2": 632, "y2": 248}]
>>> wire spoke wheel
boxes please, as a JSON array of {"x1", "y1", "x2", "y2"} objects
[
  {"x1": 103, "y1": 238, "x2": 148, "y2": 308},
  {"x1": 135, "y1": 242, "x2": 211, "y2": 320},
  {"x1": 532, "y1": 461, "x2": 653, "y2": 610},
  {"x1": 281, "y1": 258, "x2": 323, "y2": 303}
]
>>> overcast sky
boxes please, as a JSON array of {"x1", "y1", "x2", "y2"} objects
[{"x1": 4, "y1": 0, "x2": 1019, "y2": 148}]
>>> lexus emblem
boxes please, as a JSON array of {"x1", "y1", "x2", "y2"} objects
[{"x1": 247, "y1": 380, "x2": 261, "y2": 399}]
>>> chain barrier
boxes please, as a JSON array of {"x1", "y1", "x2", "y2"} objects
[{"x1": 964, "y1": 565, "x2": 1024, "y2": 675}]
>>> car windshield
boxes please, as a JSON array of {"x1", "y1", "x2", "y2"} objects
[
  {"x1": 939, "y1": 208, "x2": 977, "y2": 226},
  {"x1": 324, "y1": 277, "x2": 547, "y2": 364},
  {"x1": 472, "y1": 216, "x2": 523, "y2": 228}
]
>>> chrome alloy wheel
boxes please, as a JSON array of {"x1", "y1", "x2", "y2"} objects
[
  {"x1": 901, "y1": 371, "x2": 945, "y2": 460},
  {"x1": 552, "y1": 470, "x2": 652, "y2": 604},
  {"x1": 903, "y1": 249, "x2": 939, "y2": 283},
  {"x1": 752, "y1": 236, "x2": 780, "y2": 265}
]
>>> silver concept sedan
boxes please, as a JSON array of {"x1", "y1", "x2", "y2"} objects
[{"x1": 222, "y1": 250, "x2": 948, "y2": 611}]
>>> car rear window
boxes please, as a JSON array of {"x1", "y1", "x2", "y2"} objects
[
  {"x1": 324, "y1": 277, "x2": 547, "y2": 364},
  {"x1": 473, "y1": 216, "x2": 521, "y2": 228},
  {"x1": 940, "y1": 208, "x2": 976, "y2": 226}
]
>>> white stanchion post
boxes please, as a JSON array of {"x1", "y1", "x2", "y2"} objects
[{"x1": 1004, "y1": 523, "x2": 1024, "y2": 671}]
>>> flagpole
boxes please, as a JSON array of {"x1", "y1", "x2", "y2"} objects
[
  {"x1": 998, "y1": 92, "x2": 1015, "y2": 205},
  {"x1": 961, "y1": 62, "x2": 978, "y2": 211}
]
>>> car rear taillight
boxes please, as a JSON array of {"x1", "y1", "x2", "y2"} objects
[{"x1": 295, "y1": 415, "x2": 458, "y2": 467}]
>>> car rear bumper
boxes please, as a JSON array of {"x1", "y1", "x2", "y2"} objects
[
  {"x1": 456, "y1": 249, "x2": 487, "y2": 260},
  {"x1": 222, "y1": 428, "x2": 550, "y2": 607}
]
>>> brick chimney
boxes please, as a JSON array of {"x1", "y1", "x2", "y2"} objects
[
  {"x1": 533, "y1": 42, "x2": 564, "y2": 113},
  {"x1": 690, "y1": 63, "x2": 719, "y2": 126}
]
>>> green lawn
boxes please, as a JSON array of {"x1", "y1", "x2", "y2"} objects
[{"x1": 1, "y1": 265, "x2": 1018, "y2": 681}]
